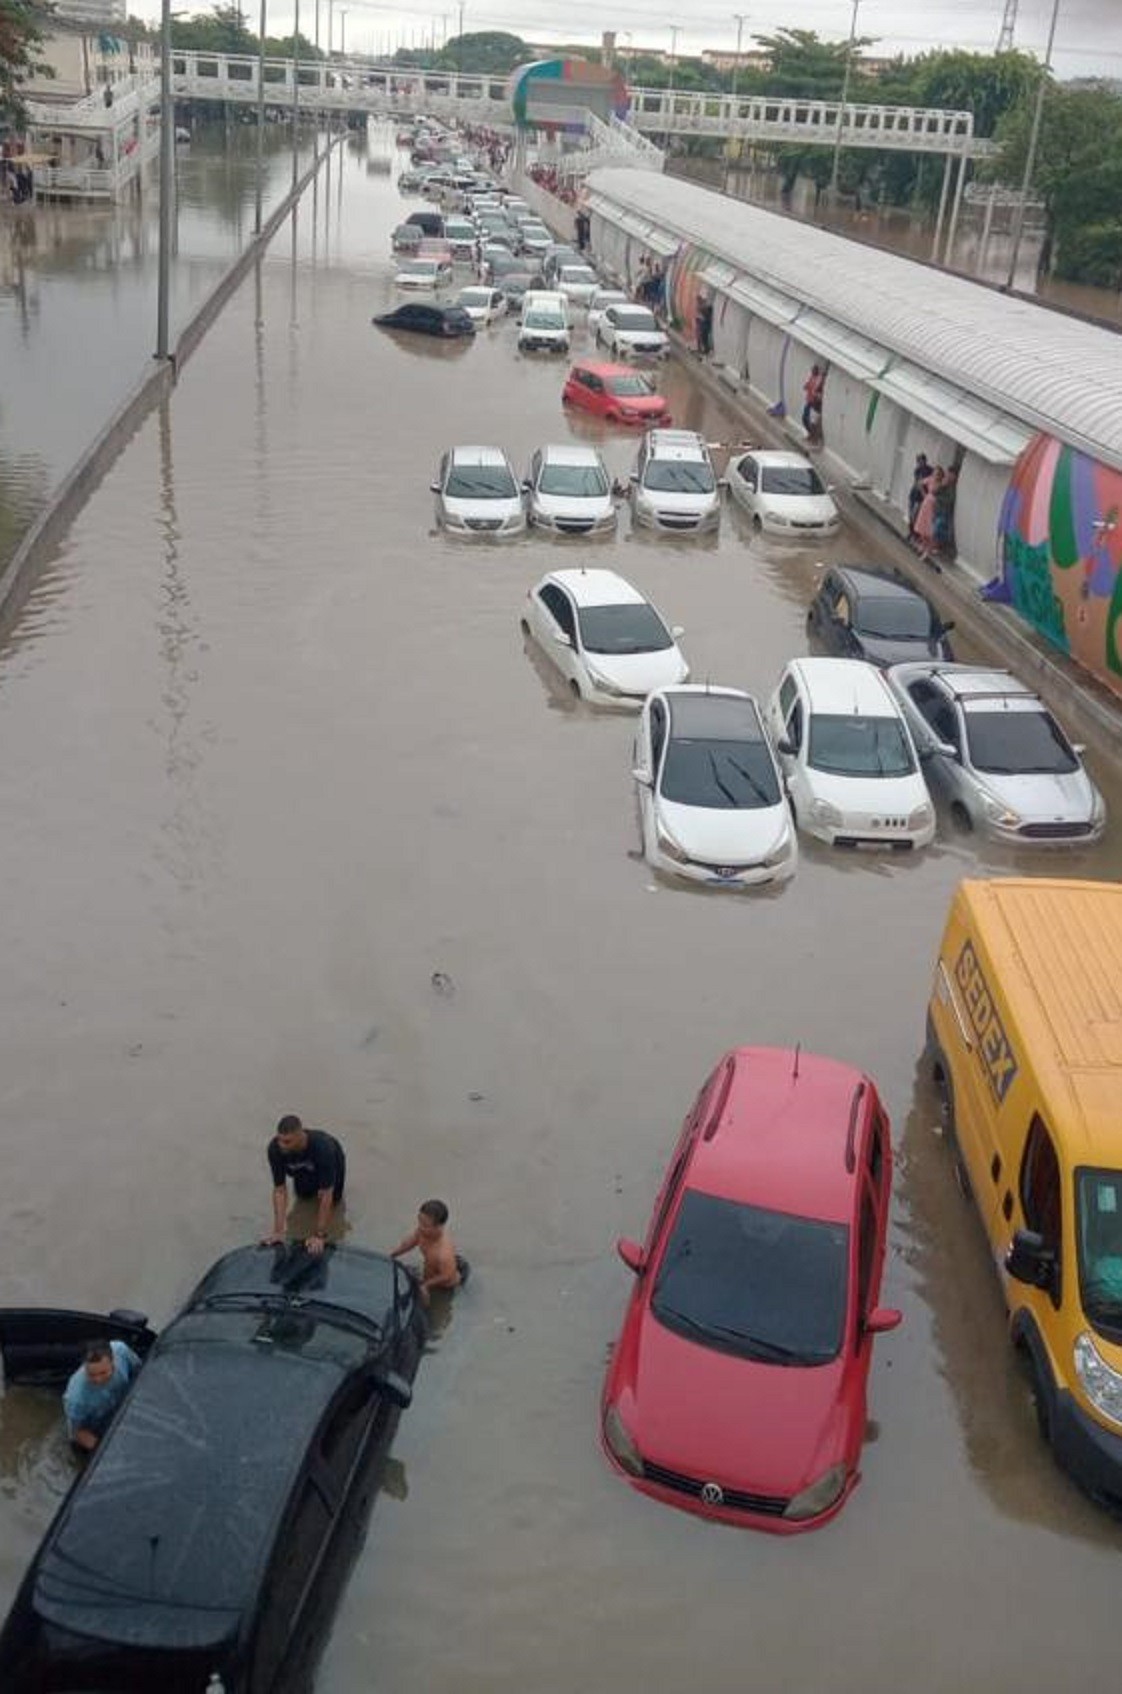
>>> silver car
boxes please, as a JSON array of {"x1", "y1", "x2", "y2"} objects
[
  {"x1": 431, "y1": 446, "x2": 526, "y2": 538},
  {"x1": 524, "y1": 444, "x2": 617, "y2": 535},
  {"x1": 886, "y1": 662, "x2": 1106, "y2": 843},
  {"x1": 630, "y1": 430, "x2": 722, "y2": 535}
]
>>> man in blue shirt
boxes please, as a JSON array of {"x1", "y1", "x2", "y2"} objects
[{"x1": 63, "y1": 1340, "x2": 141, "y2": 1451}]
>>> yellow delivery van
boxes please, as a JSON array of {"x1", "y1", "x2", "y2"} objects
[{"x1": 927, "y1": 877, "x2": 1122, "y2": 1509}]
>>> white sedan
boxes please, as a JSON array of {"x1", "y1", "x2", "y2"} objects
[
  {"x1": 521, "y1": 568, "x2": 688, "y2": 707},
  {"x1": 524, "y1": 444, "x2": 617, "y2": 535},
  {"x1": 395, "y1": 256, "x2": 454, "y2": 290},
  {"x1": 555, "y1": 264, "x2": 600, "y2": 307},
  {"x1": 632, "y1": 686, "x2": 797, "y2": 887},
  {"x1": 587, "y1": 288, "x2": 629, "y2": 336},
  {"x1": 726, "y1": 448, "x2": 840, "y2": 538},
  {"x1": 457, "y1": 285, "x2": 508, "y2": 325},
  {"x1": 596, "y1": 303, "x2": 669, "y2": 360},
  {"x1": 766, "y1": 656, "x2": 935, "y2": 850}
]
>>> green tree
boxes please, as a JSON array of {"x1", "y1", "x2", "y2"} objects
[
  {"x1": 170, "y1": 6, "x2": 256, "y2": 54},
  {"x1": 1, "y1": 0, "x2": 51, "y2": 126},
  {"x1": 756, "y1": 28, "x2": 873, "y2": 100},
  {"x1": 433, "y1": 31, "x2": 531, "y2": 75},
  {"x1": 993, "y1": 81, "x2": 1122, "y2": 281}
]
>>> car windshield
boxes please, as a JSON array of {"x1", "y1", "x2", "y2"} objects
[
  {"x1": 643, "y1": 460, "x2": 716, "y2": 494},
  {"x1": 525, "y1": 310, "x2": 563, "y2": 329},
  {"x1": 808, "y1": 714, "x2": 916, "y2": 777},
  {"x1": 539, "y1": 462, "x2": 609, "y2": 497},
  {"x1": 653, "y1": 1190, "x2": 849, "y2": 1364},
  {"x1": 487, "y1": 254, "x2": 519, "y2": 275},
  {"x1": 445, "y1": 464, "x2": 516, "y2": 498},
  {"x1": 578, "y1": 603, "x2": 671, "y2": 655},
  {"x1": 459, "y1": 289, "x2": 491, "y2": 305},
  {"x1": 854, "y1": 595, "x2": 933, "y2": 640},
  {"x1": 560, "y1": 267, "x2": 596, "y2": 284},
  {"x1": 761, "y1": 464, "x2": 825, "y2": 496},
  {"x1": 446, "y1": 223, "x2": 474, "y2": 239},
  {"x1": 661, "y1": 734, "x2": 780, "y2": 809},
  {"x1": 606, "y1": 373, "x2": 654, "y2": 397},
  {"x1": 963, "y1": 705, "x2": 1078, "y2": 774},
  {"x1": 593, "y1": 294, "x2": 626, "y2": 310},
  {"x1": 611, "y1": 309, "x2": 658, "y2": 330},
  {"x1": 401, "y1": 260, "x2": 438, "y2": 275},
  {"x1": 1077, "y1": 1168, "x2": 1122, "y2": 1343}
]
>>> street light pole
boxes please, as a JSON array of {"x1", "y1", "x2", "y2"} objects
[
  {"x1": 1005, "y1": 0, "x2": 1061, "y2": 290},
  {"x1": 667, "y1": 25, "x2": 680, "y2": 96},
  {"x1": 339, "y1": 7, "x2": 347, "y2": 57},
  {"x1": 290, "y1": 0, "x2": 300, "y2": 185},
  {"x1": 254, "y1": 0, "x2": 266, "y2": 231},
  {"x1": 829, "y1": 0, "x2": 861, "y2": 197},
  {"x1": 723, "y1": 12, "x2": 749, "y2": 193},
  {"x1": 457, "y1": 1, "x2": 465, "y2": 76},
  {"x1": 156, "y1": 0, "x2": 173, "y2": 359}
]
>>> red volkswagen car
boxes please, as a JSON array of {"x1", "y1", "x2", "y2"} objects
[
  {"x1": 561, "y1": 361, "x2": 672, "y2": 427},
  {"x1": 602, "y1": 1047, "x2": 901, "y2": 1532}
]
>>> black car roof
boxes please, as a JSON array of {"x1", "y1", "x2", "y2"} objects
[
  {"x1": 187, "y1": 1243, "x2": 396, "y2": 1329},
  {"x1": 831, "y1": 566, "x2": 930, "y2": 604},
  {"x1": 666, "y1": 692, "x2": 765, "y2": 742},
  {"x1": 33, "y1": 1323, "x2": 359, "y2": 1652}
]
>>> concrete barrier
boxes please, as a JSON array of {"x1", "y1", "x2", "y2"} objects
[{"x1": 0, "y1": 137, "x2": 344, "y2": 636}]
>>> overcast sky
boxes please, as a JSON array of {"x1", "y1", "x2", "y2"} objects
[{"x1": 133, "y1": 0, "x2": 1122, "y2": 80}]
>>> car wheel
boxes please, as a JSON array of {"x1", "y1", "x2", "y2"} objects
[
  {"x1": 569, "y1": 679, "x2": 581, "y2": 700},
  {"x1": 934, "y1": 1061, "x2": 971, "y2": 1200},
  {"x1": 520, "y1": 619, "x2": 530, "y2": 637},
  {"x1": 950, "y1": 801, "x2": 973, "y2": 834},
  {"x1": 1017, "y1": 1340, "x2": 1054, "y2": 1446},
  {"x1": 752, "y1": 514, "x2": 762, "y2": 533}
]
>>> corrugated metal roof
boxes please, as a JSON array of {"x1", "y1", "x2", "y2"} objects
[{"x1": 588, "y1": 169, "x2": 1122, "y2": 471}]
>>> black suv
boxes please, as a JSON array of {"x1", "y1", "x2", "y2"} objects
[{"x1": 807, "y1": 565, "x2": 954, "y2": 669}]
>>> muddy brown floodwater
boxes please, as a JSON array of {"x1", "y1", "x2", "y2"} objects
[{"x1": 1, "y1": 127, "x2": 1122, "y2": 1694}]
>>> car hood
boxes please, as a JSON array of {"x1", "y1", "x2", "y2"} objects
[
  {"x1": 622, "y1": 1314, "x2": 851, "y2": 1496},
  {"x1": 805, "y1": 765, "x2": 928, "y2": 813},
  {"x1": 856, "y1": 633, "x2": 949, "y2": 668},
  {"x1": 461, "y1": 304, "x2": 492, "y2": 320},
  {"x1": 443, "y1": 495, "x2": 522, "y2": 521},
  {"x1": 977, "y1": 766, "x2": 1099, "y2": 821},
  {"x1": 585, "y1": 647, "x2": 688, "y2": 696},
  {"x1": 639, "y1": 487, "x2": 720, "y2": 515},
  {"x1": 615, "y1": 395, "x2": 669, "y2": 417},
  {"x1": 615, "y1": 326, "x2": 668, "y2": 346},
  {"x1": 534, "y1": 492, "x2": 614, "y2": 520},
  {"x1": 762, "y1": 493, "x2": 838, "y2": 524},
  {"x1": 656, "y1": 797, "x2": 790, "y2": 862}
]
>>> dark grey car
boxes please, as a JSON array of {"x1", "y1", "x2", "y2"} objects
[{"x1": 807, "y1": 566, "x2": 953, "y2": 669}]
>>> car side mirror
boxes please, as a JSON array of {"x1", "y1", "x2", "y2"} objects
[
  {"x1": 1071, "y1": 742, "x2": 1086, "y2": 756},
  {"x1": 671, "y1": 624, "x2": 685, "y2": 638},
  {"x1": 554, "y1": 632, "x2": 572, "y2": 648},
  {"x1": 374, "y1": 1369, "x2": 414, "y2": 1410},
  {"x1": 931, "y1": 739, "x2": 957, "y2": 760},
  {"x1": 1006, "y1": 1229, "x2": 1056, "y2": 1291},
  {"x1": 429, "y1": 482, "x2": 441, "y2": 494},
  {"x1": 717, "y1": 477, "x2": 729, "y2": 489},
  {"x1": 864, "y1": 1306, "x2": 903, "y2": 1335},
  {"x1": 617, "y1": 1238, "x2": 646, "y2": 1275},
  {"x1": 777, "y1": 737, "x2": 795, "y2": 757},
  {"x1": 631, "y1": 766, "x2": 652, "y2": 786},
  {"x1": 522, "y1": 479, "x2": 532, "y2": 491},
  {"x1": 628, "y1": 472, "x2": 639, "y2": 483},
  {"x1": 941, "y1": 619, "x2": 956, "y2": 634}
]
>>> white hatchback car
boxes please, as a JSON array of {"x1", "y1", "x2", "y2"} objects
[
  {"x1": 457, "y1": 285, "x2": 507, "y2": 325},
  {"x1": 431, "y1": 446, "x2": 526, "y2": 537},
  {"x1": 630, "y1": 430, "x2": 722, "y2": 534},
  {"x1": 394, "y1": 256, "x2": 454, "y2": 290},
  {"x1": 524, "y1": 444, "x2": 617, "y2": 535},
  {"x1": 632, "y1": 686, "x2": 797, "y2": 887},
  {"x1": 596, "y1": 303, "x2": 669, "y2": 360},
  {"x1": 726, "y1": 449, "x2": 840, "y2": 538},
  {"x1": 766, "y1": 657, "x2": 935, "y2": 849},
  {"x1": 555, "y1": 263, "x2": 600, "y2": 307},
  {"x1": 522, "y1": 568, "x2": 688, "y2": 707}
]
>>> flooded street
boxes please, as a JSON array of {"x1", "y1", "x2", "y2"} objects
[{"x1": 2, "y1": 129, "x2": 1122, "y2": 1691}]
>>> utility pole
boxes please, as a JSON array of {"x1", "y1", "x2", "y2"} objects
[
  {"x1": 339, "y1": 7, "x2": 347, "y2": 57},
  {"x1": 156, "y1": 0, "x2": 173, "y2": 359},
  {"x1": 723, "y1": 12, "x2": 749, "y2": 193},
  {"x1": 668, "y1": 25, "x2": 680, "y2": 96},
  {"x1": 1005, "y1": 0, "x2": 1061, "y2": 290},
  {"x1": 457, "y1": 1, "x2": 465, "y2": 76},
  {"x1": 254, "y1": 0, "x2": 267, "y2": 231},
  {"x1": 997, "y1": 0, "x2": 1019, "y2": 52},
  {"x1": 291, "y1": 0, "x2": 300, "y2": 184},
  {"x1": 829, "y1": 0, "x2": 861, "y2": 197}
]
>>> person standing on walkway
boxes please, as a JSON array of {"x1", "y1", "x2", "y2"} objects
[
  {"x1": 913, "y1": 466, "x2": 944, "y2": 562},
  {"x1": 262, "y1": 1115, "x2": 346, "y2": 1256},
  {"x1": 802, "y1": 364, "x2": 825, "y2": 443},
  {"x1": 907, "y1": 453, "x2": 932, "y2": 540},
  {"x1": 695, "y1": 291, "x2": 714, "y2": 358}
]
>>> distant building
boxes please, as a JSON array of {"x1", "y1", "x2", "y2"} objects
[
  {"x1": 20, "y1": 20, "x2": 155, "y2": 106},
  {"x1": 701, "y1": 49, "x2": 772, "y2": 73},
  {"x1": 54, "y1": 0, "x2": 127, "y2": 23}
]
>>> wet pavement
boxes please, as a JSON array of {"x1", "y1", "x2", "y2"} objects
[{"x1": 1, "y1": 126, "x2": 1122, "y2": 1692}]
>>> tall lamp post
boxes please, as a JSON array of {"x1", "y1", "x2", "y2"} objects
[
  {"x1": 156, "y1": 0, "x2": 174, "y2": 359},
  {"x1": 667, "y1": 25, "x2": 680, "y2": 96},
  {"x1": 339, "y1": 7, "x2": 347, "y2": 57},
  {"x1": 1005, "y1": 0, "x2": 1061, "y2": 290},
  {"x1": 829, "y1": 0, "x2": 861, "y2": 197},
  {"x1": 723, "y1": 12, "x2": 749, "y2": 193},
  {"x1": 254, "y1": 0, "x2": 266, "y2": 232}
]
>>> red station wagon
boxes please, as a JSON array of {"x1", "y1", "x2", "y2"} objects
[
  {"x1": 561, "y1": 361, "x2": 672, "y2": 427},
  {"x1": 602, "y1": 1046, "x2": 901, "y2": 1532}
]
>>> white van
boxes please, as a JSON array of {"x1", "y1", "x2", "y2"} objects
[{"x1": 519, "y1": 290, "x2": 571, "y2": 354}]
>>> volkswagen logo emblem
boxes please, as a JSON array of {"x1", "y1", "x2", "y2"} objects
[{"x1": 700, "y1": 1481, "x2": 724, "y2": 1506}]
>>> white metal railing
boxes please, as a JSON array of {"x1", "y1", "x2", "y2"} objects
[
  {"x1": 26, "y1": 72, "x2": 160, "y2": 134},
  {"x1": 34, "y1": 127, "x2": 160, "y2": 198},
  {"x1": 554, "y1": 111, "x2": 665, "y2": 180}
]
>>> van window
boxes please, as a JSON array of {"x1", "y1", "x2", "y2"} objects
[
  {"x1": 1020, "y1": 1114, "x2": 1063, "y2": 1305},
  {"x1": 1076, "y1": 1167, "x2": 1122, "y2": 1342}
]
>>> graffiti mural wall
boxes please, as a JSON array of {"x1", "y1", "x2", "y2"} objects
[{"x1": 991, "y1": 434, "x2": 1122, "y2": 700}]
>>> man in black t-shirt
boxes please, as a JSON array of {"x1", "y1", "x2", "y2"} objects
[{"x1": 263, "y1": 1115, "x2": 347, "y2": 1257}]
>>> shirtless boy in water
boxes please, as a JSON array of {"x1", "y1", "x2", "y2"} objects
[{"x1": 391, "y1": 1199, "x2": 463, "y2": 1304}]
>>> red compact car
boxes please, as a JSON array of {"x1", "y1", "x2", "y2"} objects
[
  {"x1": 602, "y1": 1047, "x2": 901, "y2": 1532},
  {"x1": 561, "y1": 361, "x2": 672, "y2": 427}
]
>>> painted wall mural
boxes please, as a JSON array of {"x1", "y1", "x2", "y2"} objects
[{"x1": 988, "y1": 433, "x2": 1122, "y2": 699}]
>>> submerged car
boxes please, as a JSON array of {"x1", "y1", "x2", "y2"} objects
[
  {"x1": 373, "y1": 302, "x2": 475, "y2": 339},
  {"x1": 630, "y1": 430, "x2": 722, "y2": 534},
  {"x1": 0, "y1": 1244, "x2": 425, "y2": 1692},
  {"x1": 632, "y1": 686, "x2": 796, "y2": 886},
  {"x1": 596, "y1": 303, "x2": 669, "y2": 360},
  {"x1": 603, "y1": 1046, "x2": 900, "y2": 1530},
  {"x1": 561, "y1": 362, "x2": 671, "y2": 427},
  {"x1": 394, "y1": 256, "x2": 453, "y2": 290},
  {"x1": 456, "y1": 284, "x2": 507, "y2": 325},
  {"x1": 726, "y1": 449, "x2": 840, "y2": 538},
  {"x1": 808, "y1": 566, "x2": 954, "y2": 668},
  {"x1": 524, "y1": 443, "x2": 616, "y2": 535},
  {"x1": 767, "y1": 656, "x2": 935, "y2": 850},
  {"x1": 522, "y1": 567, "x2": 687, "y2": 706},
  {"x1": 886, "y1": 662, "x2": 1107, "y2": 842},
  {"x1": 432, "y1": 444, "x2": 526, "y2": 536}
]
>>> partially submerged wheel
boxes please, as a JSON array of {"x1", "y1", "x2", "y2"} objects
[
  {"x1": 934, "y1": 1062, "x2": 971, "y2": 1199},
  {"x1": 950, "y1": 801, "x2": 974, "y2": 834}
]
